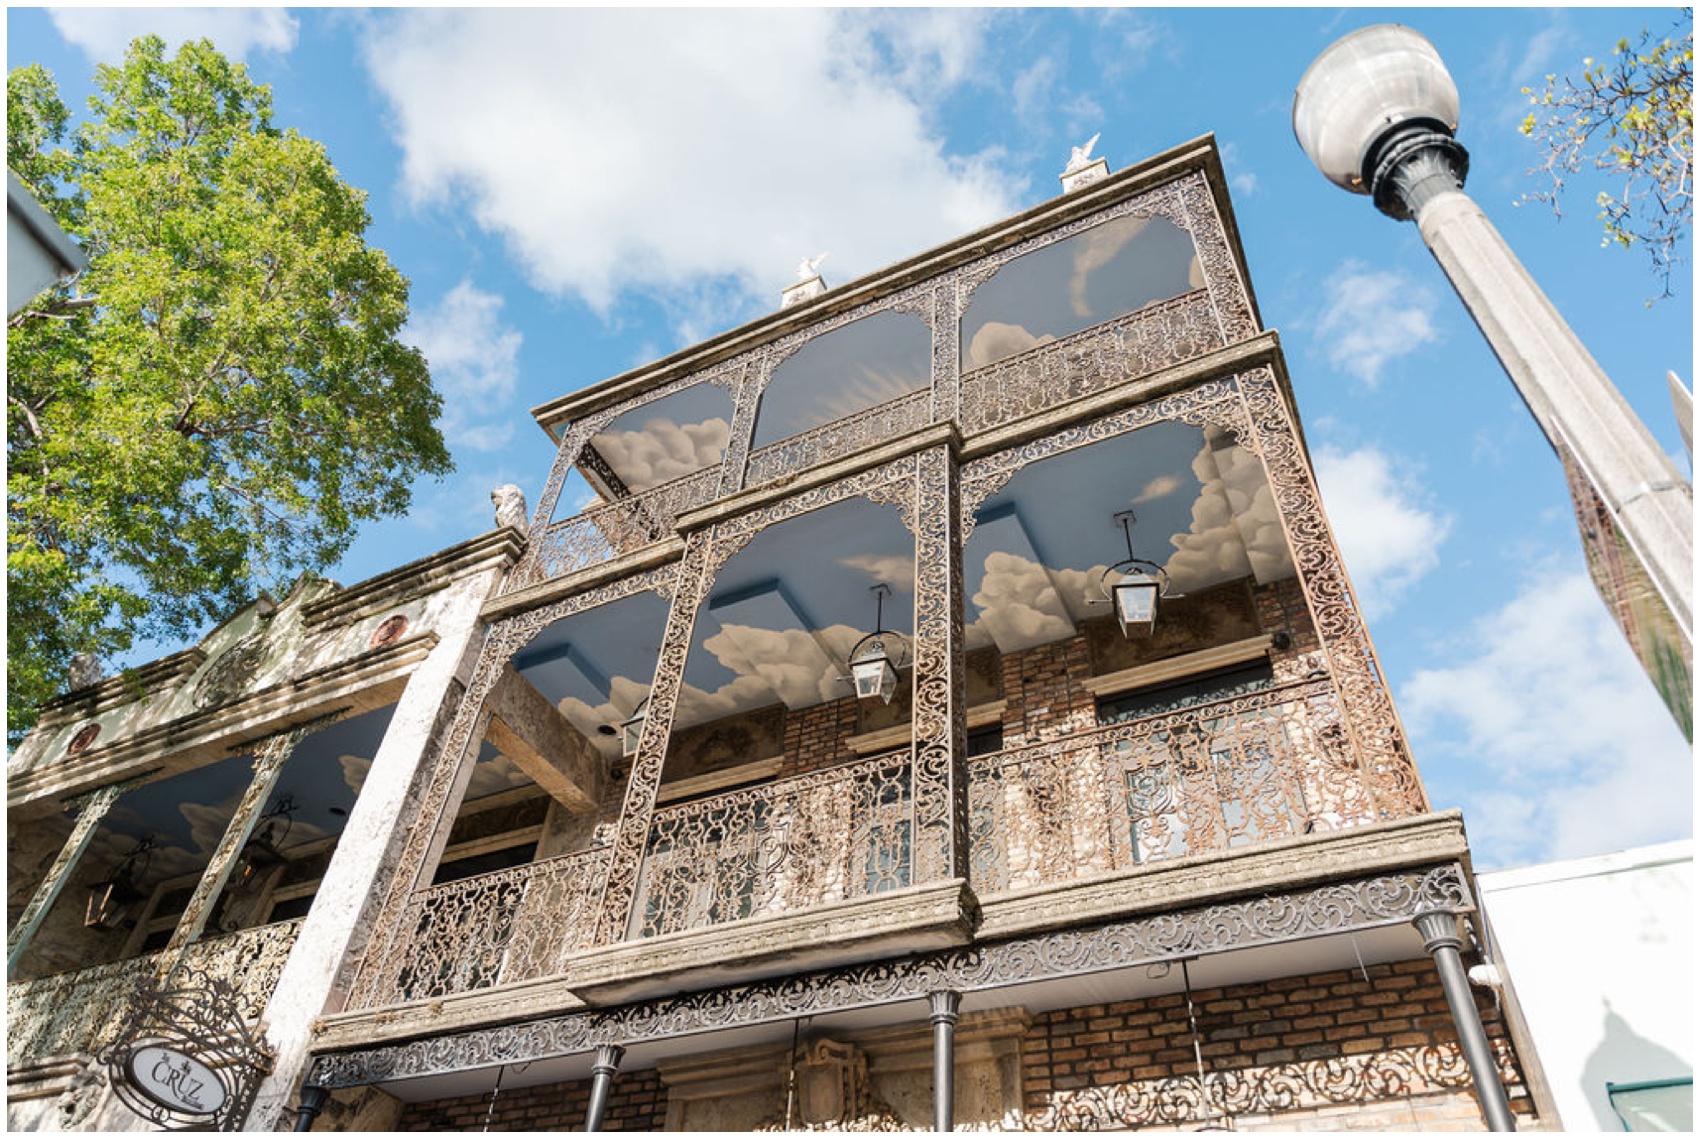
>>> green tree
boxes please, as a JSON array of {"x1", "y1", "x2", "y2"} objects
[
  {"x1": 8, "y1": 37, "x2": 451, "y2": 740},
  {"x1": 1520, "y1": 12, "x2": 1694, "y2": 296}
]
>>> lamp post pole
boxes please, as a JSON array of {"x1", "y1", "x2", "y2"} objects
[{"x1": 1293, "y1": 26, "x2": 1693, "y2": 675}]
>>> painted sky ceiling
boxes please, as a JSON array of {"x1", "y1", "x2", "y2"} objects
[
  {"x1": 77, "y1": 703, "x2": 397, "y2": 893},
  {"x1": 516, "y1": 415, "x2": 1296, "y2": 763}
]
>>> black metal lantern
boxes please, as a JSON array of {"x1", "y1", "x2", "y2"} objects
[
  {"x1": 1095, "y1": 511, "x2": 1175, "y2": 638},
  {"x1": 847, "y1": 584, "x2": 909, "y2": 704},
  {"x1": 234, "y1": 795, "x2": 296, "y2": 893},
  {"x1": 85, "y1": 837, "x2": 154, "y2": 930}
]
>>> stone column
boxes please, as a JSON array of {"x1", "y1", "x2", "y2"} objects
[
  {"x1": 930, "y1": 990, "x2": 961, "y2": 1133},
  {"x1": 1415, "y1": 909, "x2": 1516, "y2": 1132},
  {"x1": 164, "y1": 729, "x2": 304, "y2": 958},
  {"x1": 584, "y1": 1043, "x2": 626, "y2": 1132},
  {"x1": 243, "y1": 567, "x2": 504, "y2": 1131},
  {"x1": 6, "y1": 778, "x2": 135, "y2": 977}
]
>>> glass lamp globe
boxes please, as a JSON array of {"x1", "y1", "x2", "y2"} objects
[
  {"x1": 1112, "y1": 571, "x2": 1161, "y2": 638},
  {"x1": 1293, "y1": 24, "x2": 1459, "y2": 193},
  {"x1": 851, "y1": 639, "x2": 900, "y2": 704}
]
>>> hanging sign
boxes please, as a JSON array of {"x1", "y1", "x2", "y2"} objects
[
  {"x1": 124, "y1": 1042, "x2": 230, "y2": 1118},
  {"x1": 100, "y1": 965, "x2": 273, "y2": 1130}
]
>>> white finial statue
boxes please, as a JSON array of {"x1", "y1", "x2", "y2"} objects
[
  {"x1": 69, "y1": 652, "x2": 103, "y2": 691},
  {"x1": 491, "y1": 484, "x2": 529, "y2": 535},
  {"x1": 1066, "y1": 132, "x2": 1102, "y2": 174},
  {"x1": 797, "y1": 253, "x2": 828, "y2": 281}
]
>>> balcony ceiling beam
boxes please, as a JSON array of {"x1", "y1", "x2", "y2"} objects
[{"x1": 486, "y1": 665, "x2": 603, "y2": 813}]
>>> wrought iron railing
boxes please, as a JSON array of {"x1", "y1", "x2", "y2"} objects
[
  {"x1": 506, "y1": 466, "x2": 721, "y2": 592},
  {"x1": 967, "y1": 677, "x2": 1381, "y2": 895},
  {"x1": 633, "y1": 755, "x2": 912, "y2": 939},
  {"x1": 346, "y1": 847, "x2": 609, "y2": 1007},
  {"x1": 959, "y1": 289, "x2": 1224, "y2": 434},
  {"x1": 6, "y1": 919, "x2": 304, "y2": 1066},
  {"x1": 744, "y1": 388, "x2": 935, "y2": 490}
]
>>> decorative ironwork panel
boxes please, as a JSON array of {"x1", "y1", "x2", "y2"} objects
[
  {"x1": 959, "y1": 378, "x2": 1247, "y2": 537},
  {"x1": 344, "y1": 567, "x2": 678, "y2": 1003},
  {"x1": 311, "y1": 865, "x2": 1469, "y2": 1087},
  {"x1": 585, "y1": 531, "x2": 724, "y2": 947},
  {"x1": 958, "y1": 289, "x2": 1226, "y2": 434},
  {"x1": 967, "y1": 678, "x2": 1381, "y2": 895},
  {"x1": 634, "y1": 756, "x2": 912, "y2": 939},
  {"x1": 1031, "y1": 1042, "x2": 1481, "y2": 1130},
  {"x1": 508, "y1": 469, "x2": 720, "y2": 591},
  {"x1": 907, "y1": 445, "x2": 967, "y2": 884},
  {"x1": 744, "y1": 389, "x2": 934, "y2": 489},
  {"x1": 1234, "y1": 367, "x2": 1427, "y2": 817},
  {"x1": 1174, "y1": 171, "x2": 1258, "y2": 342},
  {"x1": 6, "y1": 919, "x2": 302, "y2": 1067},
  {"x1": 348, "y1": 849, "x2": 609, "y2": 1007}
]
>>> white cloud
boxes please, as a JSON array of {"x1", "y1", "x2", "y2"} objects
[
  {"x1": 1165, "y1": 433, "x2": 1294, "y2": 593},
  {"x1": 1133, "y1": 475, "x2": 1183, "y2": 504},
  {"x1": 1312, "y1": 445, "x2": 1449, "y2": 620},
  {"x1": 971, "y1": 550, "x2": 1076, "y2": 651},
  {"x1": 593, "y1": 417, "x2": 730, "y2": 491},
  {"x1": 1069, "y1": 214, "x2": 1147, "y2": 317},
  {"x1": 402, "y1": 281, "x2": 522, "y2": 454},
  {"x1": 839, "y1": 553, "x2": 916, "y2": 592},
  {"x1": 965, "y1": 320, "x2": 1056, "y2": 369},
  {"x1": 360, "y1": 9, "x2": 1019, "y2": 312},
  {"x1": 1314, "y1": 261, "x2": 1441, "y2": 386},
  {"x1": 1400, "y1": 566, "x2": 1693, "y2": 868},
  {"x1": 50, "y1": 8, "x2": 298, "y2": 62}
]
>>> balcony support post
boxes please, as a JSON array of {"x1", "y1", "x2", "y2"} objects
[
  {"x1": 584, "y1": 1043, "x2": 626, "y2": 1132},
  {"x1": 909, "y1": 443, "x2": 969, "y2": 884},
  {"x1": 7, "y1": 777, "x2": 137, "y2": 978},
  {"x1": 587, "y1": 529, "x2": 718, "y2": 946},
  {"x1": 930, "y1": 989, "x2": 961, "y2": 1132},
  {"x1": 1415, "y1": 909, "x2": 1516, "y2": 1132}
]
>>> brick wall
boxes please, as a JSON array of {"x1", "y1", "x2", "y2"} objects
[
  {"x1": 398, "y1": 1067, "x2": 667, "y2": 1131},
  {"x1": 1000, "y1": 633, "x2": 1096, "y2": 746},
  {"x1": 1023, "y1": 958, "x2": 1537, "y2": 1131},
  {"x1": 1253, "y1": 576, "x2": 1320, "y2": 658},
  {"x1": 779, "y1": 697, "x2": 860, "y2": 778}
]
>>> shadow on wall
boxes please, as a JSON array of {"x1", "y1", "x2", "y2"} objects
[{"x1": 1578, "y1": 1002, "x2": 1691, "y2": 1129}]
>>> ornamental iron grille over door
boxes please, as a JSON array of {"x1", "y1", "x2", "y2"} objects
[{"x1": 98, "y1": 962, "x2": 274, "y2": 1130}]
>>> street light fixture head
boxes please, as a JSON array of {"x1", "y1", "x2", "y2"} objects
[{"x1": 1292, "y1": 24, "x2": 1459, "y2": 194}]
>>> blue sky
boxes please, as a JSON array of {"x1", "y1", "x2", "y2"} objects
[{"x1": 9, "y1": 7, "x2": 1692, "y2": 870}]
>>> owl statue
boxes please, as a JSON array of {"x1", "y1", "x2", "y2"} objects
[{"x1": 491, "y1": 484, "x2": 530, "y2": 536}]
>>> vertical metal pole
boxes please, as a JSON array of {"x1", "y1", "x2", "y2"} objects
[
  {"x1": 583, "y1": 1043, "x2": 625, "y2": 1133},
  {"x1": 1415, "y1": 910, "x2": 1517, "y2": 1132},
  {"x1": 930, "y1": 990, "x2": 961, "y2": 1133},
  {"x1": 292, "y1": 1084, "x2": 329, "y2": 1132}
]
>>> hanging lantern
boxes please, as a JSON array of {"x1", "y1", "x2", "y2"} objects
[
  {"x1": 234, "y1": 796, "x2": 296, "y2": 894},
  {"x1": 846, "y1": 584, "x2": 909, "y2": 705},
  {"x1": 1094, "y1": 511, "x2": 1176, "y2": 639},
  {"x1": 85, "y1": 837, "x2": 154, "y2": 930}
]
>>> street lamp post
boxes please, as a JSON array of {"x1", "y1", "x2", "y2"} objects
[{"x1": 1292, "y1": 25, "x2": 1694, "y2": 706}]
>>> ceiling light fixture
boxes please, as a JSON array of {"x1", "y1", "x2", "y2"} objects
[
  {"x1": 847, "y1": 584, "x2": 909, "y2": 704},
  {"x1": 1093, "y1": 511, "x2": 1175, "y2": 638}
]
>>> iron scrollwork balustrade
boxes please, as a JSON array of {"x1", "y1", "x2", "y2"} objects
[
  {"x1": 1032, "y1": 1041, "x2": 1486, "y2": 1130},
  {"x1": 743, "y1": 389, "x2": 935, "y2": 490},
  {"x1": 5, "y1": 918, "x2": 304, "y2": 1067},
  {"x1": 309, "y1": 864, "x2": 1470, "y2": 1089},
  {"x1": 348, "y1": 847, "x2": 610, "y2": 1007},
  {"x1": 968, "y1": 678, "x2": 1380, "y2": 895},
  {"x1": 634, "y1": 756, "x2": 913, "y2": 939},
  {"x1": 958, "y1": 288, "x2": 1226, "y2": 434},
  {"x1": 506, "y1": 467, "x2": 721, "y2": 591}
]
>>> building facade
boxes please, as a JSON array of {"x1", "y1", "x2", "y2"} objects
[{"x1": 8, "y1": 136, "x2": 1544, "y2": 1131}]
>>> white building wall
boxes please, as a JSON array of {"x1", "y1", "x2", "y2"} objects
[{"x1": 1478, "y1": 840, "x2": 1692, "y2": 1131}]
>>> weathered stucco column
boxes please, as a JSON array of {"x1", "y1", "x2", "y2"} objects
[
  {"x1": 243, "y1": 552, "x2": 513, "y2": 1131},
  {"x1": 6, "y1": 778, "x2": 136, "y2": 976}
]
